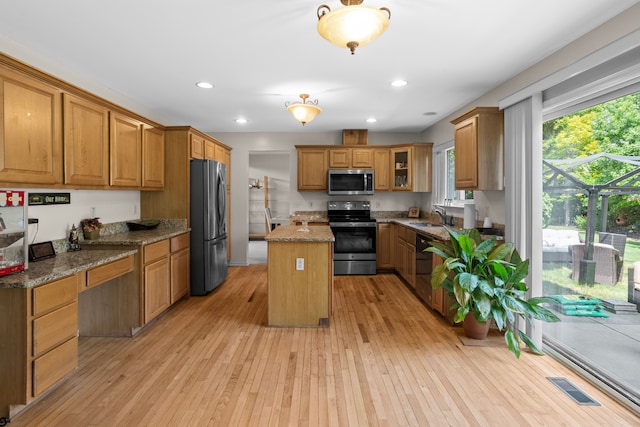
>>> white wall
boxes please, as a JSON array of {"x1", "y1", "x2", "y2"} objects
[
  {"x1": 5, "y1": 188, "x2": 140, "y2": 245},
  {"x1": 212, "y1": 131, "x2": 425, "y2": 265}
]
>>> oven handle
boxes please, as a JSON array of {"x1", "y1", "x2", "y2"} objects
[{"x1": 329, "y1": 222, "x2": 377, "y2": 227}]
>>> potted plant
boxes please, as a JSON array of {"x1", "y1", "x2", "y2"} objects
[
  {"x1": 81, "y1": 217, "x2": 104, "y2": 240},
  {"x1": 427, "y1": 226, "x2": 560, "y2": 358}
]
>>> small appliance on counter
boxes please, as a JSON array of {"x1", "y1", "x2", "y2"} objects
[{"x1": 0, "y1": 190, "x2": 28, "y2": 277}]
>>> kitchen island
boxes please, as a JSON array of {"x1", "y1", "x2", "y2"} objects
[{"x1": 265, "y1": 225, "x2": 334, "y2": 327}]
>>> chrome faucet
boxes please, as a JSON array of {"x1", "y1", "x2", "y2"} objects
[{"x1": 434, "y1": 207, "x2": 447, "y2": 225}]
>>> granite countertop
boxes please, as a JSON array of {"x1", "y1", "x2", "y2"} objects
[
  {"x1": 0, "y1": 248, "x2": 137, "y2": 289},
  {"x1": 81, "y1": 227, "x2": 190, "y2": 246},
  {"x1": 377, "y1": 218, "x2": 452, "y2": 240},
  {"x1": 289, "y1": 214, "x2": 329, "y2": 224},
  {"x1": 265, "y1": 225, "x2": 335, "y2": 242}
]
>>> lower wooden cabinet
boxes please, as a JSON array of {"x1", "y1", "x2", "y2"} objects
[
  {"x1": 143, "y1": 233, "x2": 190, "y2": 323},
  {"x1": 376, "y1": 223, "x2": 393, "y2": 269},
  {"x1": 0, "y1": 274, "x2": 79, "y2": 418},
  {"x1": 170, "y1": 233, "x2": 190, "y2": 303}
]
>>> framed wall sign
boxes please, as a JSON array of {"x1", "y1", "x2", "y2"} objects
[{"x1": 408, "y1": 207, "x2": 420, "y2": 218}]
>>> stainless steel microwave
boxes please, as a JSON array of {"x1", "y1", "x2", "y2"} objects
[{"x1": 327, "y1": 169, "x2": 374, "y2": 195}]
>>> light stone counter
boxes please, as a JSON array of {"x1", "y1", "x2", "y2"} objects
[{"x1": 265, "y1": 225, "x2": 334, "y2": 242}]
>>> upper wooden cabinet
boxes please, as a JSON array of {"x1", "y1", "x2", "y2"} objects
[
  {"x1": 451, "y1": 107, "x2": 504, "y2": 191},
  {"x1": 63, "y1": 94, "x2": 109, "y2": 186},
  {"x1": 389, "y1": 143, "x2": 432, "y2": 192},
  {"x1": 373, "y1": 149, "x2": 390, "y2": 191},
  {"x1": 297, "y1": 147, "x2": 328, "y2": 191},
  {"x1": 0, "y1": 63, "x2": 63, "y2": 185},
  {"x1": 142, "y1": 125, "x2": 165, "y2": 189},
  {"x1": 110, "y1": 112, "x2": 142, "y2": 188},
  {"x1": 328, "y1": 148, "x2": 373, "y2": 169}
]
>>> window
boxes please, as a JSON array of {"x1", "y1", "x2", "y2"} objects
[{"x1": 434, "y1": 142, "x2": 473, "y2": 206}]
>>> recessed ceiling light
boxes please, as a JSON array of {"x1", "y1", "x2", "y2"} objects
[
  {"x1": 390, "y1": 80, "x2": 407, "y2": 87},
  {"x1": 423, "y1": 111, "x2": 437, "y2": 116},
  {"x1": 366, "y1": 117, "x2": 377, "y2": 123},
  {"x1": 196, "y1": 82, "x2": 214, "y2": 89},
  {"x1": 235, "y1": 118, "x2": 247, "y2": 124}
]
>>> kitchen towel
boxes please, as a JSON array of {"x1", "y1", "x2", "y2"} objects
[{"x1": 463, "y1": 203, "x2": 476, "y2": 229}]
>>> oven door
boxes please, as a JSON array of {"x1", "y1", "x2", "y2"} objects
[{"x1": 329, "y1": 221, "x2": 377, "y2": 275}]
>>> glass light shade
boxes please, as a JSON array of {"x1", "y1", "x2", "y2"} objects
[
  {"x1": 287, "y1": 103, "x2": 322, "y2": 125},
  {"x1": 317, "y1": 4, "x2": 390, "y2": 54}
]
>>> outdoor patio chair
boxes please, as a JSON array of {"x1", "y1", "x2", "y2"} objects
[
  {"x1": 599, "y1": 232, "x2": 626, "y2": 279},
  {"x1": 570, "y1": 242, "x2": 621, "y2": 285}
]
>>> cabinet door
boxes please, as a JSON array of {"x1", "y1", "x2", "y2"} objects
[
  {"x1": 110, "y1": 112, "x2": 142, "y2": 187},
  {"x1": 170, "y1": 248, "x2": 190, "y2": 303},
  {"x1": 454, "y1": 116, "x2": 478, "y2": 189},
  {"x1": 0, "y1": 65, "x2": 62, "y2": 185},
  {"x1": 142, "y1": 125, "x2": 165, "y2": 189},
  {"x1": 329, "y1": 149, "x2": 351, "y2": 168},
  {"x1": 406, "y1": 242, "x2": 416, "y2": 288},
  {"x1": 63, "y1": 94, "x2": 109, "y2": 186},
  {"x1": 390, "y1": 147, "x2": 412, "y2": 191},
  {"x1": 373, "y1": 149, "x2": 390, "y2": 191},
  {"x1": 190, "y1": 134, "x2": 204, "y2": 159},
  {"x1": 144, "y1": 256, "x2": 171, "y2": 323},
  {"x1": 204, "y1": 140, "x2": 216, "y2": 160},
  {"x1": 297, "y1": 148, "x2": 328, "y2": 191},
  {"x1": 376, "y1": 223, "x2": 392, "y2": 269},
  {"x1": 351, "y1": 149, "x2": 373, "y2": 168}
]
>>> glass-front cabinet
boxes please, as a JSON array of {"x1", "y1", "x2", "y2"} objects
[
  {"x1": 390, "y1": 147, "x2": 412, "y2": 191},
  {"x1": 0, "y1": 190, "x2": 28, "y2": 276}
]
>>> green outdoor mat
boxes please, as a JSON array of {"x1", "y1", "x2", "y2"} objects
[{"x1": 548, "y1": 295, "x2": 609, "y2": 318}]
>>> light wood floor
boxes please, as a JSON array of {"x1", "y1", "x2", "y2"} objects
[{"x1": 11, "y1": 265, "x2": 640, "y2": 426}]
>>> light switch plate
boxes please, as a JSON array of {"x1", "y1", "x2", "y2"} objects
[{"x1": 296, "y1": 258, "x2": 304, "y2": 270}]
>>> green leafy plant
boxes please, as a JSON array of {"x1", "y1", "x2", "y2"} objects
[{"x1": 427, "y1": 226, "x2": 560, "y2": 358}]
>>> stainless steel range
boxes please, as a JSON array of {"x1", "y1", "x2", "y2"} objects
[{"x1": 328, "y1": 201, "x2": 376, "y2": 275}]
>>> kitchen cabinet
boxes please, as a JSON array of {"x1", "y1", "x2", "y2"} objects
[
  {"x1": 328, "y1": 148, "x2": 373, "y2": 169},
  {"x1": 390, "y1": 143, "x2": 432, "y2": 192},
  {"x1": 0, "y1": 274, "x2": 79, "y2": 417},
  {"x1": 373, "y1": 149, "x2": 390, "y2": 191},
  {"x1": 451, "y1": 107, "x2": 504, "y2": 191},
  {"x1": 170, "y1": 233, "x2": 190, "y2": 303},
  {"x1": 63, "y1": 93, "x2": 109, "y2": 186},
  {"x1": 190, "y1": 133, "x2": 205, "y2": 159},
  {"x1": 296, "y1": 147, "x2": 328, "y2": 191},
  {"x1": 142, "y1": 125, "x2": 165, "y2": 189},
  {"x1": 394, "y1": 225, "x2": 415, "y2": 287},
  {"x1": 110, "y1": 111, "x2": 142, "y2": 188},
  {"x1": 376, "y1": 223, "x2": 393, "y2": 269},
  {"x1": 0, "y1": 63, "x2": 63, "y2": 186},
  {"x1": 143, "y1": 239, "x2": 171, "y2": 323}
]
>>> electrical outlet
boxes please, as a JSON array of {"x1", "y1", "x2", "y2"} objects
[
  {"x1": 296, "y1": 258, "x2": 304, "y2": 270},
  {"x1": 133, "y1": 204, "x2": 138, "y2": 215},
  {"x1": 90, "y1": 207, "x2": 96, "y2": 218},
  {"x1": 309, "y1": 201, "x2": 313, "y2": 208}
]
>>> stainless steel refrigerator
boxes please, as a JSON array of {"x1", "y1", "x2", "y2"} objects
[{"x1": 190, "y1": 159, "x2": 228, "y2": 295}]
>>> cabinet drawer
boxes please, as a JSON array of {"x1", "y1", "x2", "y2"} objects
[
  {"x1": 85, "y1": 255, "x2": 134, "y2": 290},
  {"x1": 32, "y1": 275, "x2": 78, "y2": 317},
  {"x1": 170, "y1": 233, "x2": 190, "y2": 253},
  {"x1": 33, "y1": 301, "x2": 78, "y2": 357},
  {"x1": 33, "y1": 336, "x2": 78, "y2": 397},
  {"x1": 144, "y1": 239, "x2": 170, "y2": 263}
]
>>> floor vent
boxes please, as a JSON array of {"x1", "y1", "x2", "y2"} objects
[{"x1": 548, "y1": 377, "x2": 600, "y2": 406}]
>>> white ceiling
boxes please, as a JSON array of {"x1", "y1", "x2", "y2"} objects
[{"x1": 1, "y1": 0, "x2": 639, "y2": 133}]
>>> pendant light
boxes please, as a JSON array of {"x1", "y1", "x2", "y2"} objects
[
  {"x1": 317, "y1": 0, "x2": 391, "y2": 55},
  {"x1": 285, "y1": 94, "x2": 322, "y2": 126}
]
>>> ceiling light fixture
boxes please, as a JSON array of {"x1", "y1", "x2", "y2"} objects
[
  {"x1": 235, "y1": 118, "x2": 247, "y2": 124},
  {"x1": 285, "y1": 94, "x2": 322, "y2": 126},
  {"x1": 196, "y1": 82, "x2": 214, "y2": 89},
  {"x1": 391, "y1": 80, "x2": 407, "y2": 87},
  {"x1": 317, "y1": 0, "x2": 391, "y2": 55},
  {"x1": 366, "y1": 117, "x2": 377, "y2": 123}
]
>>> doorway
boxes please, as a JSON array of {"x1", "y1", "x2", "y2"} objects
[{"x1": 248, "y1": 151, "x2": 291, "y2": 264}]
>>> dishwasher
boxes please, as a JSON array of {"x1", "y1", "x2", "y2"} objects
[{"x1": 415, "y1": 233, "x2": 434, "y2": 307}]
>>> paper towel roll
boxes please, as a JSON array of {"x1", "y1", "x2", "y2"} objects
[{"x1": 463, "y1": 204, "x2": 476, "y2": 229}]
